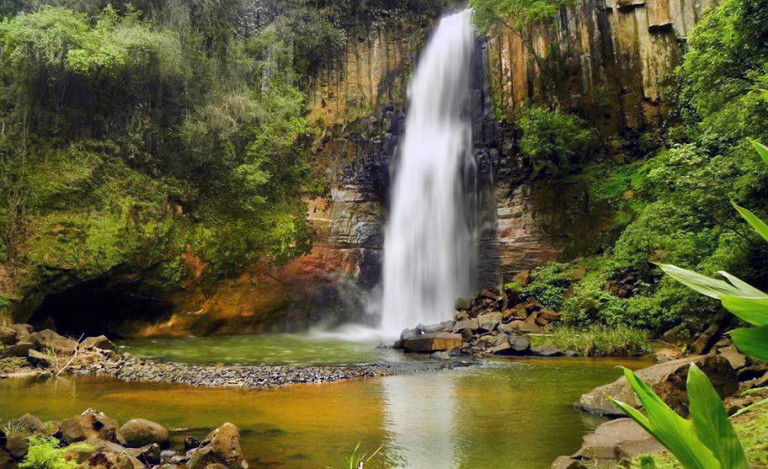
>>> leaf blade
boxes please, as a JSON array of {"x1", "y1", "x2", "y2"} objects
[{"x1": 730, "y1": 326, "x2": 768, "y2": 363}]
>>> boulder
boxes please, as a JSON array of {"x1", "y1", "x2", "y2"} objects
[
  {"x1": 579, "y1": 355, "x2": 739, "y2": 416},
  {"x1": 653, "y1": 348, "x2": 682, "y2": 362},
  {"x1": 5, "y1": 342, "x2": 34, "y2": 357},
  {"x1": 28, "y1": 330, "x2": 77, "y2": 355},
  {"x1": 120, "y1": 419, "x2": 169, "y2": 448},
  {"x1": 27, "y1": 349, "x2": 53, "y2": 367},
  {"x1": 476, "y1": 313, "x2": 502, "y2": 332},
  {"x1": 0, "y1": 449, "x2": 17, "y2": 469},
  {"x1": 10, "y1": 324, "x2": 33, "y2": 340},
  {"x1": 499, "y1": 320, "x2": 541, "y2": 334},
  {"x1": 5, "y1": 434, "x2": 29, "y2": 459},
  {"x1": 451, "y1": 319, "x2": 478, "y2": 333},
  {"x1": 538, "y1": 310, "x2": 560, "y2": 322},
  {"x1": 59, "y1": 410, "x2": 123, "y2": 445},
  {"x1": 187, "y1": 423, "x2": 248, "y2": 469},
  {"x1": 14, "y1": 414, "x2": 45, "y2": 434},
  {"x1": 508, "y1": 335, "x2": 531, "y2": 353},
  {"x1": 81, "y1": 336, "x2": 117, "y2": 352},
  {"x1": 454, "y1": 297, "x2": 473, "y2": 311},
  {"x1": 0, "y1": 327, "x2": 17, "y2": 345},
  {"x1": 572, "y1": 418, "x2": 663, "y2": 464},
  {"x1": 530, "y1": 344, "x2": 564, "y2": 357},
  {"x1": 401, "y1": 333, "x2": 462, "y2": 353},
  {"x1": 184, "y1": 436, "x2": 201, "y2": 451},
  {"x1": 79, "y1": 451, "x2": 144, "y2": 469},
  {"x1": 718, "y1": 346, "x2": 747, "y2": 370}
]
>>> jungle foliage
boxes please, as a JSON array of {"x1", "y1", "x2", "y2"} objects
[
  {"x1": 0, "y1": 0, "x2": 384, "y2": 296},
  {"x1": 515, "y1": 0, "x2": 768, "y2": 335}
]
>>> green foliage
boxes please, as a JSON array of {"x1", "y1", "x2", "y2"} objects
[
  {"x1": 20, "y1": 435, "x2": 91, "y2": 469},
  {"x1": 523, "y1": 262, "x2": 572, "y2": 310},
  {"x1": 517, "y1": 106, "x2": 597, "y2": 177},
  {"x1": 610, "y1": 364, "x2": 748, "y2": 469},
  {"x1": 470, "y1": 0, "x2": 567, "y2": 34},
  {"x1": 530, "y1": 324, "x2": 653, "y2": 356},
  {"x1": 337, "y1": 442, "x2": 382, "y2": 469}
]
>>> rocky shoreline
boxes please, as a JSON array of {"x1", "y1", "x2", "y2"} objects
[{"x1": 1, "y1": 409, "x2": 249, "y2": 469}]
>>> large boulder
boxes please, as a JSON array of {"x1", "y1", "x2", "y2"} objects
[
  {"x1": 401, "y1": 333, "x2": 462, "y2": 353},
  {"x1": 27, "y1": 349, "x2": 53, "y2": 368},
  {"x1": 579, "y1": 355, "x2": 739, "y2": 416},
  {"x1": 5, "y1": 434, "x2": 29, "y2": 459},
  {"x1": 476, "y1": 313, "x2": 502, "y2": 332},
  {"x1": 59, "y1": 410, "x2": 123, "y2": 445},
  {"x1": 81, "y1": 336, "x2": 117, "y2": 352},
  {"x1": 5, "y1": 342, "x2": 34, "y2": 358},
  {"x1": 14, "y1": 414, "x2": 45, "y2": 434},
  {"x1": 28, "y1": 330, "x2": 77, "y2": 355},
  {"x1": 120, "y1": 419, "x2": 169, "y2": 448},
  {"x1": 552, "y1": 418, "x2": 664, "y2": 468},
  {"x1": 187, "y1": 423, "x2": 248, "y2": 469},
  {"x1": 451, "y1": 319, "x2": 478, "y2": 333},
  {"x1": 0, "y1": 327, "x2": 17, "y2": 345}
]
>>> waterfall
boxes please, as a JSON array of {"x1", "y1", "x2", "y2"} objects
[{"x1": 380, "y1": 10, "x2": 477, "y2": 337}]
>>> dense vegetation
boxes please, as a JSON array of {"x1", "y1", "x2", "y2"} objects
[
  {"x1": 497, "y1": 0, "x2": 768, "y2": 341},
  {"x1": 0, "y1": 0, "x2": 451, "y2": 321}
]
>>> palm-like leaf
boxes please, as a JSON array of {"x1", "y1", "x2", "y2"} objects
[
  {"x1": 609, "y1": 365, "x2": 747, "y2": 469},
  {"x1": 728, "y1": 326, "x2": 768, "y2": 362}
]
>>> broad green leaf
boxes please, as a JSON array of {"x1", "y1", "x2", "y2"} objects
[
  {"x1": 730, "y1": 326, "x2": 768, "y2": 363},
  {"x1": 732, "y1": 202, "x2": 768, "y2": 244},
  {"x1": 748, "y1": 138, "x2": 768, "y2": 165},
  {"x1": 658, "y1": 264, "x2": 765, "y2": 299},
  {"x1": 720, "y1": 296, "x2": 768, "y2": 326},
  {"x1": 687, "y1": 365, "x2": 749, "y2": 469},
  {"x1": 717, "y1": 272, "x2": 765, "y2": 297},
  {"x1": 611, "y1": 368, "x2": 721, "y2": 469}
]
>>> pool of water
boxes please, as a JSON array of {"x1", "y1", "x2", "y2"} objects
[
  {"x1": 118, "y1": 331, "x2": 399, "y2": 366},
  {"x1": 0, "y1": 357, "x2": 651, "y2": 469}
]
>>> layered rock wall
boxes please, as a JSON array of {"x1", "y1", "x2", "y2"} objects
[{"x1": 489, "y1": 0, "x2": 716, "y2": 133}]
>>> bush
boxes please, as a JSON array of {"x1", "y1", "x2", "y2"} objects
[
  {"x1": 530, "y1": 324, "x2": 654, "y2": 356},
  {"x1": 517, "y1": 106, "x2": 597, "y2": 177},
  {"x1": 20, "y1": 435, "x2": 91, "y2": 469}
]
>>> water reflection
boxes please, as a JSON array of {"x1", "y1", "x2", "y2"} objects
[{"x1": 382, "y1": 374, "x2": 457, "y2": 468}]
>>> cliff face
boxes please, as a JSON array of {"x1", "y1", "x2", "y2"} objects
[{"x1": 489, "y1": 0, "x2": 715, "y2": 133}]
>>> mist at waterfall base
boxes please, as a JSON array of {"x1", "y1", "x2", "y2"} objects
[{"x1": 312, "y1": 10, "x2": 478, "y2": 343}]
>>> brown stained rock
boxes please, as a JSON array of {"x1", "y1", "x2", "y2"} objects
[
  {"x1": 27, "y1": 349, "x2": 53, "y2": 367},
  {"x1": 120, "y1": 419, "x2": 169, "y2": 449},
  {"x1": 653, "y1": 348, "x2": 682, "y2": 363},
  {"x1": 187, "y1": 423, "x2": 247, "y2": 469},
  {"x1": 691, "y1": 323, "x2": 722, "y2": 355},
  {"x1": 534, "y1": 315, "x2": 550, "y2": 327},
  {"x1": 502, "y1": 307, "x2": 528, "y2": 321},
  {"x1": 402, "y1": 333, "x2": 463, "y2": 353},
  {"x1": 538, "y1": 310, "x2": 560, "y2": 322},
  {"x1": 718, "y1": 346, "x2": 747, "y2": 370},
  {"x1": 513, "y1": 270, "x2": 530, "y2": 287},
  {"x1": 60, "y1": 411, "x2": 123, "y2": 445},
  {"x1": 579, "y1": 355, "x2": 739, "y2": 417}
]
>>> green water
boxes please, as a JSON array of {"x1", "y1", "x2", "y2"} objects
[
  {"x1": 0, "y1": 356, "x2": 651, "y2": 469},
  {"x1": 119, "y1": 332, "x2": 399, "y2": 366}
]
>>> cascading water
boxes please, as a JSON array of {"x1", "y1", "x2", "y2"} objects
[{"x1": 380, "y1": 10, "x2": 477, "y2": 337}]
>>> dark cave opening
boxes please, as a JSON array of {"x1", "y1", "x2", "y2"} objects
[{"x1": 28, "y1": 278, "x2": 174, "y2": 338}]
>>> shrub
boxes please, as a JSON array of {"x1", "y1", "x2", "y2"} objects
[
  {"x1": 20, "y1": 435, "x2": 91, "y2": 469},
  {"x1": 517, "y1": 106, "x2": 597, "y2": 177},
  {"x1": 530, "y1": 324, "x2": 653, "y2": 356}
]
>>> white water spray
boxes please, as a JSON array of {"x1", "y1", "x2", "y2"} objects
[{"x1": 380, "y1": 10, "x2": 477, "y2": 337}]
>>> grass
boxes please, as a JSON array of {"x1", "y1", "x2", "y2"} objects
[
  {"x1": 530, "y1": 324, "x2": 654, "y2": 357},
  {"x1": 630, "y1": 402, "x2": 768, "y2": 468}
]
